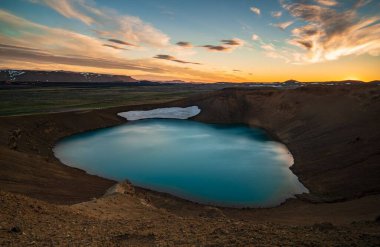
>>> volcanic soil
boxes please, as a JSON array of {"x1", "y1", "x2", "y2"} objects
[{"x1": 1, "y1": 84, "x2": 380, "y2": 246}]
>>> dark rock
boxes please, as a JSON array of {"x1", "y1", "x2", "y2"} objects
[
  {"x1": 8, "y1": 128, "x2": 22, "y2": 150},
  {"x1": 9, "y1": 226, "x2": 22, "y2": 234},
  {"x1": 104, "y1": 180, "x2": 135, "y2": 196}
]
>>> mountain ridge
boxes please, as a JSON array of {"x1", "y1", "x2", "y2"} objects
[{"x1": 0, "y1": 69, "x2": 137, "y2": 83}]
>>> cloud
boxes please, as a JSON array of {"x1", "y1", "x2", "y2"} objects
[
  {"x1": 0, "y1": 44, "x2": 161, "y2": 72},
  {"x1": 201, "y1": 38, "x2": 244, "y2": 52},
  {"x1": 108, "y1": 39, "x2": 137, "y2": 47},
  {"x1": 314, "y1": 0, "x2": 338, "y2": 6},
  {"x1": 0, "y1": 43, "x2": 240, "y2": 82},
  {"x1": 176, "y1": 42, "x2": 193, "y2": 48},
  {"x1": 113, "y1": 15, "x2": 170, "y2": 47},
  {"x1": 273, "y1": 21, "x2": 294, "y2": 30},
  {"x1": 252, "y1": 34, "x2": 260, "y2": 41},
  {"x1": 261, "y1": 44, "x2": 276, "y2": 52},
  {"x1": 291, "y1": 40, "x2": 313, "y2": 49},
  {"x1": 31, "y1": 0, "x2": 94, "y2": 25},
  {"x1": 281, "y1": 0, "x2": 380, "y2": 63},
  {"x1": 271, "y1": 11, "x2": 283, "y2": 18},
  {"x1": 0, "y1": 10, "x2": 164, "y2": 73},
  {"x1": 31, "y1": 0, "x2": 170, "y2": 47},
  {"x1": 103, "y1": 44, "x2": 128, "y2": 50},
  {"x1": 201, "y1": 45, "x2": 231, "y2": 52},
  {"x1": 354, "y1": 0, "x2": 372, "y2": 8},
  {"x1": 154, "y1": 54, "x2": 201, "y2": 65},
  {"x1": 250, "y1": 7, "x2": 261, "y2": 15},
  {"x1": 221, "y1": 39, "x2": 245, "y2": 46},
  {"x1": 0, "y1": 11, "x2": 249, "y2": 82},
  {"x1": 257, "y1": 42, "x2": 291, "y2": 62},
  {"x1": 0, "y1": 9, "x2": 109, "y2": 56}
]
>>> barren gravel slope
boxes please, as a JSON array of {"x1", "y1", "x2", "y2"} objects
[{"x1": 1, "y1": 191, "x2": 380, "y2": 246}]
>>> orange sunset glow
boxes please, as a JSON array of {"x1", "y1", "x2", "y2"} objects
[{"x1": 1, "y1": 0, "x2": 379, "y2": 82}]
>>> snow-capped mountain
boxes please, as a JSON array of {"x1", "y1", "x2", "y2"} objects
[{"x1": 0, "y1": 70, "x2": 137, "y2": 83}]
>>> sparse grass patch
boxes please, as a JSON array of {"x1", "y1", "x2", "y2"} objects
[{"x1": 0, "y1": 85, "x2": 210, "y2": 116}]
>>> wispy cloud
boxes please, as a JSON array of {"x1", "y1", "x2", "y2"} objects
[
  {"x1": 201, "y1": 38, "x2": 244, "y2": 52},
  {"x1": 252, "y1": 34, "x2": 260, "y2": 41},
  {"x1": 0, "y1": 43, "x2": 160, "y2": 72},
  {"x1": 221, "y1": 39, "x2": 244, "y2": 46},
  {"x1": 176, "y1": 42, "x2": 193, "y2": 48},
  {"x1": 31, "y1": 0, "x2": 94, "y2": 25},
  {"x1": 154, "y1": 54, "x2": 201, "y2": 65},
  {"x1": 108, "y1": 39, "x2": 137, "y2": 47},
  {"x1": 0, "y1": 10, "x2": 175, "y2": 73},
  {"x1": 261, "y1": 44, "x2": 275, "y2": 52},
  {"x1": 271, "y1": 11, "x2": 283, "y2": 18},
  {"x1": 281, "y1": 0, "x2": 380, "y2": 63},
  {"x1": 353, "y1": 0, "x2": 372, "y2": 8},
  {"x1": 314, "y1": 0, "x2": 338, "y2": 6},
  {"x1": 0, "y1": 9, "x2": 115, "y2": 57},
  {"x1": 273, "y1": 21, "x2": 294, "y2": 30},
  {"x1": 103, "y1": 44, "x2": 128, "y2": 50},
  {"x1": 31, "y1": 0, "x2": 170, "y2": 47},
  {"x1": 250, "y1": 7, "x2": 261, "y2": 15},
  {"x1": 258, "y1": 42, "x2": 291, "y2": 62},
  {"x1": 201, "y1": 45, "x2": 231, "y2": 52}
]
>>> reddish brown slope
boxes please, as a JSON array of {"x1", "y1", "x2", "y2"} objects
[{"x1": 178, "y1": 85, "x2": 380, "y2": 200}]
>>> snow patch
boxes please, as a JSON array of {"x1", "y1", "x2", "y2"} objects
[
  {"x1": 118, "y1": 106, "x2": 201, "y2": 121},
  {"x1": 8, "y1": 70, "x2": 25, "y2": 80}
]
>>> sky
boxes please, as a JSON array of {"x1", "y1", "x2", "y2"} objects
[{"x1": 0, "y1": 0, "x2": 379, "y2": 82}]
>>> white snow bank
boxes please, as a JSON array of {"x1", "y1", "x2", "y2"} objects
[{"x1": 118, "y1": 106, "x2": 201, "y2": 121}]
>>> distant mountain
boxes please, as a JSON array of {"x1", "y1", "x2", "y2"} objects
[
  {"x1": 307, "y1": 80, "x2": 366, "y2": 86},
  {"x1": 369, "y1": 80, "x2": 380, "y2": 85},
  {"x1": 283, "y1": 79, "x2": 300, "y2": 84},
  {"x1": 0, "y1": 70, "x2": 137, "y2": 83},
  {"x1": 162, "y1": 80, "x2": 188, "y2": 84},
  {"x1": 337, "y1": 80, "x2": 365, "y2": 84}
]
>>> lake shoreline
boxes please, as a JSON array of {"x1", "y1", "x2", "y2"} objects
[{"x1": 54, "y1": 118, "x2": 308, "y2": 208}]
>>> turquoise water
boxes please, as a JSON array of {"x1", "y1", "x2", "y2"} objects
[{"x1": 54, "y1": 119, "x2": 308, "y2": 207}]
